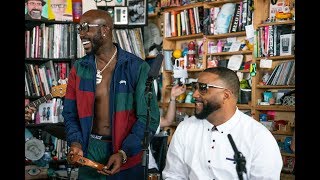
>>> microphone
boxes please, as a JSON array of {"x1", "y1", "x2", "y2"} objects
[
  {"x1": 227, "y1": 134, "x2": 239, "y2": 154},
  {"x1": 145, "y1": 54, "x2": 163, "y2": 93},
  {"x1": 148, "y1": 54, "x2": 164, "y2": 79},
  {"x1": 227, "y1": 134, "x2": 247, "y2": 180}
]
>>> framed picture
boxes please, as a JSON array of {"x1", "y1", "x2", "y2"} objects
[
  {"x1": 114, "y1": 7, "x2": 128, "y2": 25},
  {"x1": 127, "y1": 0, "x2": 147, "y2": 25},
  {"x1": 96, "y1": 0, "x2": 126, "y2": 7}
]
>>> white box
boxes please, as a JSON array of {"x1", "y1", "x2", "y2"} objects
[
  {"x1": 280, "y1": 34, "x2": 295, "y2": 56},
  {"x1": 114, "y1": 7, "x2": 128, "y2": 25}
]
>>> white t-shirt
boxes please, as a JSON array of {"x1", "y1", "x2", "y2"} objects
[{"x1": 162, "y1": 109, "x2": 283, "y2": 180}]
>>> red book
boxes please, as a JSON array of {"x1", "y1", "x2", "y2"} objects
[{"x1": 188, "y1": 8, "x2": 196, "y2": 34}]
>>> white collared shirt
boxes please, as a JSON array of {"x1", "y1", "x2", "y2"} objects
[{"x1": 162, "y1": 109, "x2": 283, "y2": 180}]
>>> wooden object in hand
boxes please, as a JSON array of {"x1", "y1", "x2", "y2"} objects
[{"x1": 68, "y1": 154, "x2": 106, "y2": 172}]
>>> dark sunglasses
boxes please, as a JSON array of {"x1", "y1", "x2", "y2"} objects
[
  {"x1": 76, "y1": 22, "x2": 105, "y2": 34},
  {"x1": 193, "y1": 82, "x2": 227, "y2": 95}
]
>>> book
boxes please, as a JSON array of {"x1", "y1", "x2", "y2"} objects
[{"x1": 230, "y1": 3, "x2": 241, "y2": 33}]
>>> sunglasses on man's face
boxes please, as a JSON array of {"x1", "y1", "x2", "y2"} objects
[
  {"x1": 193, "y1": 82, "x2": 227, "y2": 95},
  {"x1": 76, "y1": 22, "x2": 106, "y2": 34}
]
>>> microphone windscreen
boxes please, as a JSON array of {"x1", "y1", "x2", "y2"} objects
[{"x1": 148, "y1": 54, "x2": 164, "y2": 79}]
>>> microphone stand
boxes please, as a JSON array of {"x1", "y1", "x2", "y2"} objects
[
  {"x1": 227, "y1": 134, "x2": 247, "y2": 180},
  {"x1": 142, "y1": 77, "x2": 154, "y2": 180}
]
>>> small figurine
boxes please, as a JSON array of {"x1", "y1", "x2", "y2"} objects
[{"x1": 187, "y1": 41, "x2": 196, "y2": 69}]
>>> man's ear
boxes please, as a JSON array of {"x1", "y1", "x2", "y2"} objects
[{"x1": 223, "y1": 89, "x2": 232, "y2": 100}]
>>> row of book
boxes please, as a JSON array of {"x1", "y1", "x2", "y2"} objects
[
  {"x1": 25, "y1": 61, "x2": 70, "y2": 97},
  {"x1": 52, "y1": 137, "x2": 68, "y2": 160},
  {"x1": 265, "y1": 60, "x2": 295, "y2": 86},
  {"x1": 25, "y1": 23, "x2": 77, "y2": 59},
  {"x1": 203, "y1": 1, "x2": 253, "y2": 35},
  {"x1": 112, "y1": 28, "x2": 146, "y2": 59},
  {"x1": 164, "y1": 7, "x2": 203, "y2": 37},
  {"x1": 164, "y1": 1, "x2": 253, "y2": 37},
  {"x1": 254, "y1": 24, "x2": 294, "y2": 58}
]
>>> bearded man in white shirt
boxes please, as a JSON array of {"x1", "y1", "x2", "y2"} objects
[{"x1": 162, "y1": 67, "x2": 283, "y2": 180}]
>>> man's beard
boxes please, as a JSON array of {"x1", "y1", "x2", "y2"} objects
[
  {"x1": 194, "y1": 101, "x2": 221, "y2": 119},
  {"x1": 30, "y1": 9, "x2": 41, "y2": 19},
  {"x1": 91, "y1": 30, "x2": 104, "y2": 54}
]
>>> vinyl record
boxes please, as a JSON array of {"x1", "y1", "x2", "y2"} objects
[{"x1": 25, "y1": 138, "x2": 45, "y2": 161}]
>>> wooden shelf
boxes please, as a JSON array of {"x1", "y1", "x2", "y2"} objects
[
  {"x1": 163, "y1": 68, "x2": 205, "y2": 73},
  {"x1": 272, "y1": 131, "x2": 293, "y2": 136},
  {"x1": 280, "y1": 173, "x2": 295, "y2": 180},
  {"x1": 256, "y1": 85, "x2": 295, "y2": 89},
  {"x1": 237, "y1": 104, "x2": 251, "y2": 110},
  {"x1": 148, "y1": 13, "x2": 158, "y2": 18},
  {"x1": 206, "y1": 0, "x2": 242, "y2": 6},
  {"x1": 207, "y1": 50, "x2": 252, "y2": 56},
  {"x1": 165, "y1": 85, "x2": 193, "y2": 90},
  {"x1": 281, "y1": 152, "x2": 295, "y2": 157},
  {"x1": 255, "y1": 55, "x2": 295, "y2": 61},
  {"x1": 26, "y1": 122, "x2": 64, "y2": 128},
  {"x1": 25, "y1": 58, "x2": 74, "y2": 62},
  {"x1": 161, "y1": 103, "x2": 251, "y2": 110},
  {"x1": 237, "y1": 69, "x2": 250, "y2": 73},
  {"x1": 258, "y1": 20, "x2": 295, "y2": 27},
  {"x1": 206, "y1": 31, "x2": 246, "y2": 39},
  {"x1": 165, "y1": 33, "x2": 204, "y2": 41},
  {"x1": 256, "y1": 105, "x2": 295, "y2": 111},
  {"x1": 161, "y1": 102, "x2": 195, "y2": 108},
  {"x1": 163, "y1": 2, "x2": 203, "y2": 11}
]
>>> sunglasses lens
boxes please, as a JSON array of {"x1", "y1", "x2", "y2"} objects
[
  {"x1": 193, "y1": 83, "x2": 207, "y2": 95},
  {"x1": 198, "y1": 83, "x2": 207, "y2": 94},
  {"x1": 77, "y1": 23, "x2": 88, "y2": 33}
]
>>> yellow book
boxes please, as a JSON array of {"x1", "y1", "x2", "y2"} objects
[{"x1": 177, "y1": 12, "x2": 181, "y2": 36}]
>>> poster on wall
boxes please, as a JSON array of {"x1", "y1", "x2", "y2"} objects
[
  {"x1": 96, "y1": 0, "x2": 126, "y2": 7},
  {"x1": 25, "y1": 0, "x2": 48, "y2": 20},
  {"x1": 127, "y1": 0, "x2": 147, "y2": 25},
  {"x1": 48, "y1": 0, "x2": 73, "y2": 21}
]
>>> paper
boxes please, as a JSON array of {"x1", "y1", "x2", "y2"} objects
[
  {"x1": 245, "y1": 24, "x2": 254, "y2": 39},
  {"x1": 260, "y1": 59, "x2": 273, "y2": 68},
  {"x1": 227, "y1": 55, "x2": 243, "y2": 71},
  {"x1": 229, "y1": 41, "x2": 241, "y2": 52}
]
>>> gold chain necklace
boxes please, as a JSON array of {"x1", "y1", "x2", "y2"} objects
[{"x1": 95, "y1": 46, "x2": 117, "y2": 84}]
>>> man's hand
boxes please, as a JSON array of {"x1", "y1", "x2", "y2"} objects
[
  {"x1": 98, "y1": 152, "x2": 123, "y2": 175},
  {"x1": 171, "y1": 84, "x2": 186, "y2": 99},
  {"x1": 67, "y1": 142, "x2": 83, "y2": 165}
]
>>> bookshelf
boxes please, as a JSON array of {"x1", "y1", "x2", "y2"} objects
[
  {"x1": 25, "y1": 19, "x2": 79, "y2": 178},
  {"x1": 160, "y1": 0, "x2": 254, "y2": 144},
  {"x1": 251, "y1": 0, "x2": 295, "y2": 179},
  {"x1": 160, "y1": 0, "x2": 295, "y2": 179}
]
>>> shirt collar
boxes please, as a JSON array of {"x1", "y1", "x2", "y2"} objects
[{"x1": 205, "y1": 108, "x2": 241, "y2": 134}]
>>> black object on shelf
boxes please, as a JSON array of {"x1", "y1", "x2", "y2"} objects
[{"x1": 26, "y1": 122, "x2": 66, "y2": 141}]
